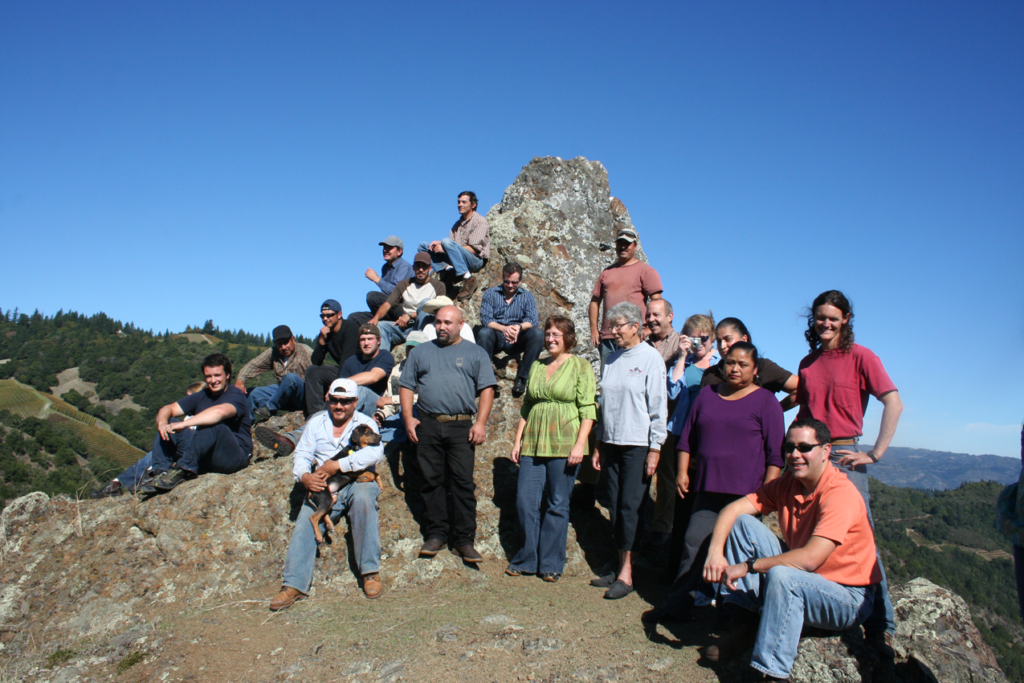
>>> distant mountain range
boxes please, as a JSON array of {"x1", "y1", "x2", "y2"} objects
[{"x1": 870, "y1": 446, "x2": 1020, "y2": 490}]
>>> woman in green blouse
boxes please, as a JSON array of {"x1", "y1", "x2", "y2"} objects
[{"x1": 508, "y1": 316, "x2": 597, "y2": 582}]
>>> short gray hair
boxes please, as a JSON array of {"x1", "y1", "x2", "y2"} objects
[{"x1": 606, "y1": 301, "x2": 643, "y2": 329}]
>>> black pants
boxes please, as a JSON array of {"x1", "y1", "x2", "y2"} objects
[
  {"x1": 416, "y1": 416, "x2": 477, "y2": 546},
  {"x1": 600, "y1": 443, "x2": 649, "y2": 552},
  {"x1": 366, "y1": 291, "x2": 400, "y2": 321},
  {"x1": 304, "y1": 364, "x2": 340, "y2": 416},
  {"x1": 661, "y1": 491, "x2": 741, "y2": 617},
  {"x1": 150, "y1": 423, "x2": 250, "y2": 475}
]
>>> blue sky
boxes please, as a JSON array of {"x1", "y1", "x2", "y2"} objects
[{"x1": 1, "y1": 2, "x2": 1021, "y2": 457}]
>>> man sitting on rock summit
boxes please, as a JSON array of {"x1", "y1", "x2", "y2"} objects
[
  {"x1": 476, "y1": 261, "x2": 542, "y2": 398},
  {"x1": 364, "y1": 235, "x2": 415, "y2": 321},
  {"x1": 270, "y1": 378, "x2": 385, "y2": 609},
  {"x1": 653, "y1": 418, "x2": 882, "y2": 680},
  {"x1": 304, "y1": 299, "x2": 361, "y2": 417},
  {"x1": 234, "y1": 325, "x2": 312, "y2": 423},
  {"x1": 418, "y1": 190, "x2": 489, "y2": 302},
  {"x1": 136, "y1": 353, "x2": 252, "y2": 494},
  {"x1": 368, "y1": 251, "x2": 446, "y2": 352}
]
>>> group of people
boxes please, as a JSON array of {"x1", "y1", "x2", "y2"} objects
[{"x1": 88, "y1": 191, "x2": 907, "y2": 681}]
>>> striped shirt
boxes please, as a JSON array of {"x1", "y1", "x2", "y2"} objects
[{"x1": 480, "y1": 286, "x2": 540, "y2": 327}]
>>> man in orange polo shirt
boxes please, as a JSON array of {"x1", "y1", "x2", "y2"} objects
[{"x1": 700, "y1": 418, "x2": 882, "y2": 680}]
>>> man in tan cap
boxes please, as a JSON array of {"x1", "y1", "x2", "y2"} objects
[
  {"x1": 369, "y1": 251, "x2": 446, "y2": 352},
  {"x1": 365, "y1": 235, "x2": 414, "y2": 321}
]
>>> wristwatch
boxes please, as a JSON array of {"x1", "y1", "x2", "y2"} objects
[{"x1": 745, "y1": 557, "x2": 758, "y2": 574}]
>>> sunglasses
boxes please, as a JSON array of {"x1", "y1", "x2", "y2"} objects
[
  {"x1": 327, "y1": 397, "x2": 356, "y2": 405},
  {"x1": 321, "y1": 312, "x2": 338, "y2": 319},
  {"x1": 782, "y1": 442, "x2": 822, "y2": 454}
]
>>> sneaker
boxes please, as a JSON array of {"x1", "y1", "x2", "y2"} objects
[
  {"x1": 505, "y1": 565, "x2": 524, "y2": 577},
  {"x1": 89, "y1": 480, "x2": 123, "y2": 499},
  {"x1": 153, "y1": 468, "x2": 195, "y2": 492},
  {"x1": 253, "y1": 406, "x2": 273, "y2": 424},
  {"x1": 540, "y1": 572, "x2": 561, "y2": 583},
  {"x1": 136, "y1": 470, "x2": 167, "y2": 495},
  {"x1": 255, "y1": 426, "x2": 295, "y2": 457},
  {"x1": 512, "y1": 377, "x2": 527, "y2": 398}
]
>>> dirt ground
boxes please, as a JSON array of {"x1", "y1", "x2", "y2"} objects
[{"x1": 21, "y1": 555, "x2": 736, "y2": 683}]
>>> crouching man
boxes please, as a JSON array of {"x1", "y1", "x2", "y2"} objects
[
  {"x1": 270, "y1": 378, "x2": 385, "y2": 610},
  {"x1": 701, "y1": 418, "x2": 881, "y2": 680}
]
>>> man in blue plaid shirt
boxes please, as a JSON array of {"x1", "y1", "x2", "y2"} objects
[{"x1": 477, "y1": 261, "x2": 543, "y2": 398}]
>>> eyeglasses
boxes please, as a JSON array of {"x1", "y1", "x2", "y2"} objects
[
  {"x1": 610, "y1": 322, "x2": 637, "y2": 331},
  {"x1": 321, "y1": 312, "x2": 338, "y2": 320},
  {"x1": 544, "y1": 332, "x2": 564, "y2": 339},
  {"x1": 782, "y1": 442, "x2": 822, "y2": 454},
  {"x1": 502, "y1": 279, "x2": 521, "y2": 286},
  {"x1": 327, "y1": 397, "x2": 356, "y2": 405}
]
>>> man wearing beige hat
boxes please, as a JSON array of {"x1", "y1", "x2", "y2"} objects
[
  {"x1": 365, "y1": 236, "x2": 415, "y2": 320},
  {"x1": 370, "y1": 251, "x2": 447, "y2": 352}
]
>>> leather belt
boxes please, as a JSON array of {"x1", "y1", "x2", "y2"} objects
[
  {"x1": 423, "y1": 411, "x2": 474, "y2": 423},
  {"x1": 830, "y1": 438, "x2": 858, "y2": 446}
]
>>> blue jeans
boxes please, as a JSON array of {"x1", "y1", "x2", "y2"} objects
[
  {"x1": 721, "y1": 515, "x2": 875, "y2": 679},
  {"x1": 477, "y1": 327, "x2": 545, "y2": 381},
  {"x1": 150, "y1": 423, "x2": 250, "y2": 475},
  {"x1": 418, "y1": 238, "x2": 484, "y2": 277},
  {"x1": 116, "y1": 451, "x2": 154, "y2": 490},
  {"x1": 378, "y1": 321, "x2": 409, "y2": 352},
  {"x1": 830, "y1": 451, "x2": 895, "y2": 635},
  {"x1": 377, "y1": 415, "x2": 407, "y2": 444},
  {"x1": 246, "y1": 373, "x2": 305, "y2": 420},
  {"x1": 510, "y1": 456, "x2": 580, "y2": 574},
  {"x1": 283, "y1": 481, "x2": 381, "y2": 593},
  {"x1": 355, "y1": 385, "x2": 381, "y2": 418}
]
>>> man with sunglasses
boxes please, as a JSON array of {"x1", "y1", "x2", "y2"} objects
[
  {"x1": 270, "y1": 378, "x2": 385, "y2": 610},
  {"x1": 697, "y1": 418, "x2": 881, "y2": 680},
  {"x1": 365, "y1": 236, "x2": 414, "y2": 322},
  {"x1": 303, "y1": 299, "x2": 361, "y2": 417},
  {"x1": 369, "y1": 252, "x2": 446, "y2": 352},
  {"x1": 477, "y1": 261, "x2": 542, "y2": 397}
]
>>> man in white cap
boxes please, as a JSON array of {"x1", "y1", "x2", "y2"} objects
[
  {"x1": 365, "y1": 236, "x2": 415, "y2": 321},
  {"x1": 270, "y1": 378, "x2": 385, "y2": 610}
]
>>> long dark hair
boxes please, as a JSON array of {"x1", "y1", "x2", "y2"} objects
[{"x1": 805, "y1": 290, "x2": 855, "y2": 353}]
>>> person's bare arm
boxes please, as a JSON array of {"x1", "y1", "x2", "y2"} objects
[
  {"x1": 676, "y1": 449, "x2": 691, "y2": 498},
  {"x1": 716, "y1": 537, "x2": 839, "y2": 591},
  {"x1": 837, "y1": 390, "x2": 903, "y2": 466},
  {"x1": 569, "y1": 419, "x2": 594, "y2": 466},
  {"x1": 469, "y1": 387, "x2": 495, "y2": 445},
  {"x1": 510, "y1": 417, "x2": 528, "y2": 463},
  {"x1": 703, "y1": 496, "x2": 760, "y2": 584},
  {"x1": 348, "y1": 368, "x2": 387, "y2": 387},
  {"x1": 368, "y1": 301, "x2": 393, "y2": 326},
  {"x1": 764, "y1": 465, "x2": 782, "y2": 484},
  {"x1": 156, "y1": 402, "x2": 186, "y2": 440},
  {"x1": 365, "y1": 267, "x2": 381, "y2": 284},
  {"x1": 400, "y1": 387, "x2": 418, "y2": 443},
  {"x1": 588, "y1": 297, "x2": 601, "y2": 347},
  {"x1": 165, "y1": 403, "x2": 236, "y2": 434},
  {"x1": 779, "y1": 374, "x2": 799, "y2": 411}
]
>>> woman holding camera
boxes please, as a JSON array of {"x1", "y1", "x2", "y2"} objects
[
  {"x1": 508, "y1": 317, "x2": 597, "y2": 582},
  {"x1": 795, "y1": 289, "x2": 903, "y2": 639},
  {"x1": 643, "y1": 341, "x2": 784, "y2": 624},
  {"x1": 590, "y1": 302, "x2": 667, "y2": 600}
]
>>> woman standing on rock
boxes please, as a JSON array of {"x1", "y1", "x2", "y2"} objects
[
  {"x1": 507, "y1": 316, "x2": 597, "y2": 582},
  {"x1": 794, "y1": 289, "x2": 903, "y2": 640},
  {"x1": 643, "y1": 342, "x2": 784, "y2": 624},
  {"x1": 590, "y1": 302, "x2": 667, "y2": 600}
]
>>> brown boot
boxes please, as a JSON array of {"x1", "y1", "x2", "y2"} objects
[
  {"x1": 363, "y1": 573, "x2": 383, "y2": 599},
  {"x1": 454, "y1": 275, "x2": 479, "y2": 302},
  {"x1": 269, "y1": 586, "x2": 306, "y2": 611},
  {"x1": 703, "y1": 618, "x2": 759, "y2": 664}
]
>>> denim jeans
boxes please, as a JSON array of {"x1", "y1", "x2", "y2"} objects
[
  {"x1": 150, "y1": 423, "x2": 250, "y2": 475},
  {"x1": 476, "y1": 327, "x2": 544, "y2": 381},
  {"x1": 355, "y1": 385, "x2": 381, "y2": 418},
  {"x1": 720, "y1": 515, "x2": 874, "y2": 679},
  {"x1": 378, "y1": 321, "x2": 410, "y2": 352},
  {"x1": 246, "y1": 373, "x2": 305, "y2": 420},
  {"x1": 418, "y1": 238, "x2": 484, "y2": 277},
  {"x1": 282, "y1": 481, "x2": 381, "y2": 593},
  {"x1": 509, "y1": 456, "x2": 580, "y2": 574},
  {"x1": 830, "y1": 450, "x2": 896, "y2": 635},
  {"x1": 116, "y1": 451, "x2": 154, "y2": 490}
]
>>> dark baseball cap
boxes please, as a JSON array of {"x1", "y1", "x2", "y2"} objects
[
  {"x1": 272, "y1": 325, "x2": 293, "y2": 342},
  {"x1": 358, "y1": 323, "x2": 381, "y2": 338},
  {"x1": 413, "y1": 251, "x2": 432, "y2": 266},
  {"x1": 321, "y1": 299, "x2": 342, "y2": 313}
]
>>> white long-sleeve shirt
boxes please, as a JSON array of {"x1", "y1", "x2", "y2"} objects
[
  {"x1": 291, "y1": 411, "x2": 384, "y2": 483},
  {"x1": 598, "y1": 342, "x2": 668, "y2": 450}
]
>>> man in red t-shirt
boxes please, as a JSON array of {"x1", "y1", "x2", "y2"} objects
[
  {"x1": 588, "y1": 228, "x2": 663, "y2": 366},
  {"x1": 698, "y1": 418, "x2": 880, "y2": 680}
]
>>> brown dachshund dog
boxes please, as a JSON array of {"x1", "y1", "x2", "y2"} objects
[{"x1": 308, "y1": 424, "x2": 382, "y2": 545}]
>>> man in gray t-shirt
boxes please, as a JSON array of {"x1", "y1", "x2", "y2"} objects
[{"x1": 400, "y1": 306, "x2": 496, "y2": 563}]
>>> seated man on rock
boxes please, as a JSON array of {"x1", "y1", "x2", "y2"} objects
[
  {"x1": 689, "y1": 418, "x2": 881, "y2": 680},
  {"x1": 365, "y1": 235, "x2": 414, "y2": 321},
  {"x1": 372, "y1": 330, "x2": 427, "y2": 442},
  {"x1": 476, "y1": 261, "x2": 542, "y2": 397},
  {"x1": 137, "y1": 353, "x2": 253, "y2": 494},
  {"x1": 418, "y1": 190, "x2": 490, "y2": 301},
  {"x1": 305, "y1": 299, "x2": 361, "y2": 417},
  {"x1": 369, "y1": 251, "x2": 446, "y2": 352},
  {"x1": 234, "y1": 325, "x2": 313, "y2": 423},
  {"x1": 340, "y1": 323, "x2": 395, "y2": 417},
  {"x1": 270, "y1": 379, "x2": 385, "y2": 609}
]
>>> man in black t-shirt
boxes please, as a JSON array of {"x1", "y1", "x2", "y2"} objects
[
  {"x1": 341, "y1": 324, "x2": 395, "y2": 418},
  {"x1": 304, "y1": 299, "x2": 361, "y2": 417},
  {"x1": 138, "y1": 353, "x2": 252, "y2": 494}
]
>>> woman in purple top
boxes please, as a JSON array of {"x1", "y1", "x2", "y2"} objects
[{"x1": 643, "y1": 342, "x2": 784, "y2": 624}]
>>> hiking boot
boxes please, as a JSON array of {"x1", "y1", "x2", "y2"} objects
[
  {"x1": 419, "y1": 537, "x2": 445, "y2": 557},
  {"x1": 512, "y1": 377, "x2": 527, "y2": 398},
  {"x1": 89, "y1": 480, "x2": 123, "y2": 499},
  {"x1": 153, "y1": 468, "x2": 195, "y2": 492},
  {"x1": 269, "y1": 587, "x2": 305, "y2": 611},
  {"x1": 455, "y1": 276, "x2": 479, "y2": 302},
  {"x1": 255, "y1": 426, "x2": 295, "y2": 457},
  {"x1": 703, "y1": 618, "x2": 759, "y2": 664},
  {"x1": 253, "y1": 406, "x2": 273, "y2": 424},
  {"x1": 136, "y1": 470, "x2": 167, "y2": 495},
  {"x1": 363, "y1": 573, "x2": 383, "y2": 599},
  {"x1": 455, "y1": 545, "x2": 483, "y2": 563}
]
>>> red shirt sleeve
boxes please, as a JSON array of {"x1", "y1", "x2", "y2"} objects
[
  {"x1": 640, "y1": 264, "x2": 664, "y2": 297},
  {"x1": 858, "y1": 346, "x2": 897, "y2": 399}
]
